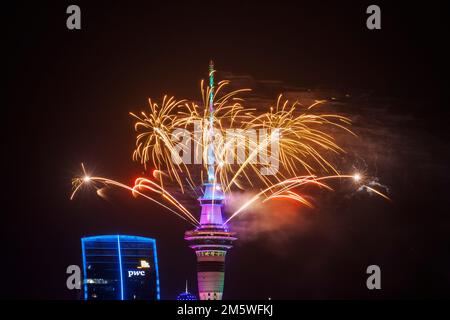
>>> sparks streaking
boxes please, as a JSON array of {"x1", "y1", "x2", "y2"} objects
[
  {"x1": 70, "y1": 62, "x2": 390, "y2": 228},
  {"x1": 71, "y1": 163, "x2": 199, "y2": 226}
]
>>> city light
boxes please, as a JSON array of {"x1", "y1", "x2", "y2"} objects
[{"x1": 71, "y1": 62, "x2": 391, "y2": 300}]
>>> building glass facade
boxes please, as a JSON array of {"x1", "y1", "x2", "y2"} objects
[{"x1": 81, "y1": 235, "x2": 160, "y2": 300}]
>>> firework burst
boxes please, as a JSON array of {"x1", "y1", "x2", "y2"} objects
[{"x1": 71, "y1": 63, "x2": 390, "y2": 225}]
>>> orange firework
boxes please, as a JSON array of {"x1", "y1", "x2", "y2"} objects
[{"x1": 71, "y1": 64, "x2": 390, "y2": 225}]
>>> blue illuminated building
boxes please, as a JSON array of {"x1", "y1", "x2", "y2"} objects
[
  {"x1": 176, "y1": 292, "x2": 198, "y2": 301},
  {"x1": 81, "y1": 235, "x2": 160, "y2": 300},
  {"x1": 176, "y1": 281, "x2": 198, "y2": 301}
]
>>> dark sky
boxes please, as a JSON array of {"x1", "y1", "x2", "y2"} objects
[{"x1": 3, "y1": 1, "x2": 449, "y2": 299}]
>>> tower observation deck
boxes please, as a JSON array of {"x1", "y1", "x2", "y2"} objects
[{"x1": 185, "y1": 184, "x2": 237, "y2": 300}]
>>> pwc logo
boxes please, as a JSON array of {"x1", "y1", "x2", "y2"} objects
[{"x1": 128, "y1": 270, "x2": 146, "y2": 278}]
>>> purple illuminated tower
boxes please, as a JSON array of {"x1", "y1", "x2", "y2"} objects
[{"x1": 184, "y1": 61, "x2": 237, "y2": 300}]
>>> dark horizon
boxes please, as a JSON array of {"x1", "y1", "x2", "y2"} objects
[{"x1": 4, "y1": 1, "x2": 449, "y2": 299}]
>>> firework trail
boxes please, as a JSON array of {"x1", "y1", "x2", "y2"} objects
[
  {"x1": 71, "y1": 63, "x2": 390, "y2": 225},
  {"x1": 224, "y1": 174, "x2": 391, "y2": 224},
  {"x1": 71, "y1": 164, "x2": 199, "y2": 226}
]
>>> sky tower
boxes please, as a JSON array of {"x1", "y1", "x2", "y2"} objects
[{"x1": 184, "y1": 61, "x2": 237, "y2": 300}]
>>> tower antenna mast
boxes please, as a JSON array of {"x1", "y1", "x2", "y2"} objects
[{"x1": 207, "y1": 60, "x2": 215, "y2": 183}]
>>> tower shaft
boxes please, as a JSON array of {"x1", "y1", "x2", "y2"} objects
[{"x1": 185, "y1": 184, "x2": 236, "y2": 300}]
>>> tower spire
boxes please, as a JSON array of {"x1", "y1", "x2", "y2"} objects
[{"x1": 207, "y1": 60, "x2": 215, "y2": 183}]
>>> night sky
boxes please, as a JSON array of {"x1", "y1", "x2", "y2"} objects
[{"x1": 4, "y1": 1, "x2": 449, "y2": 299}]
